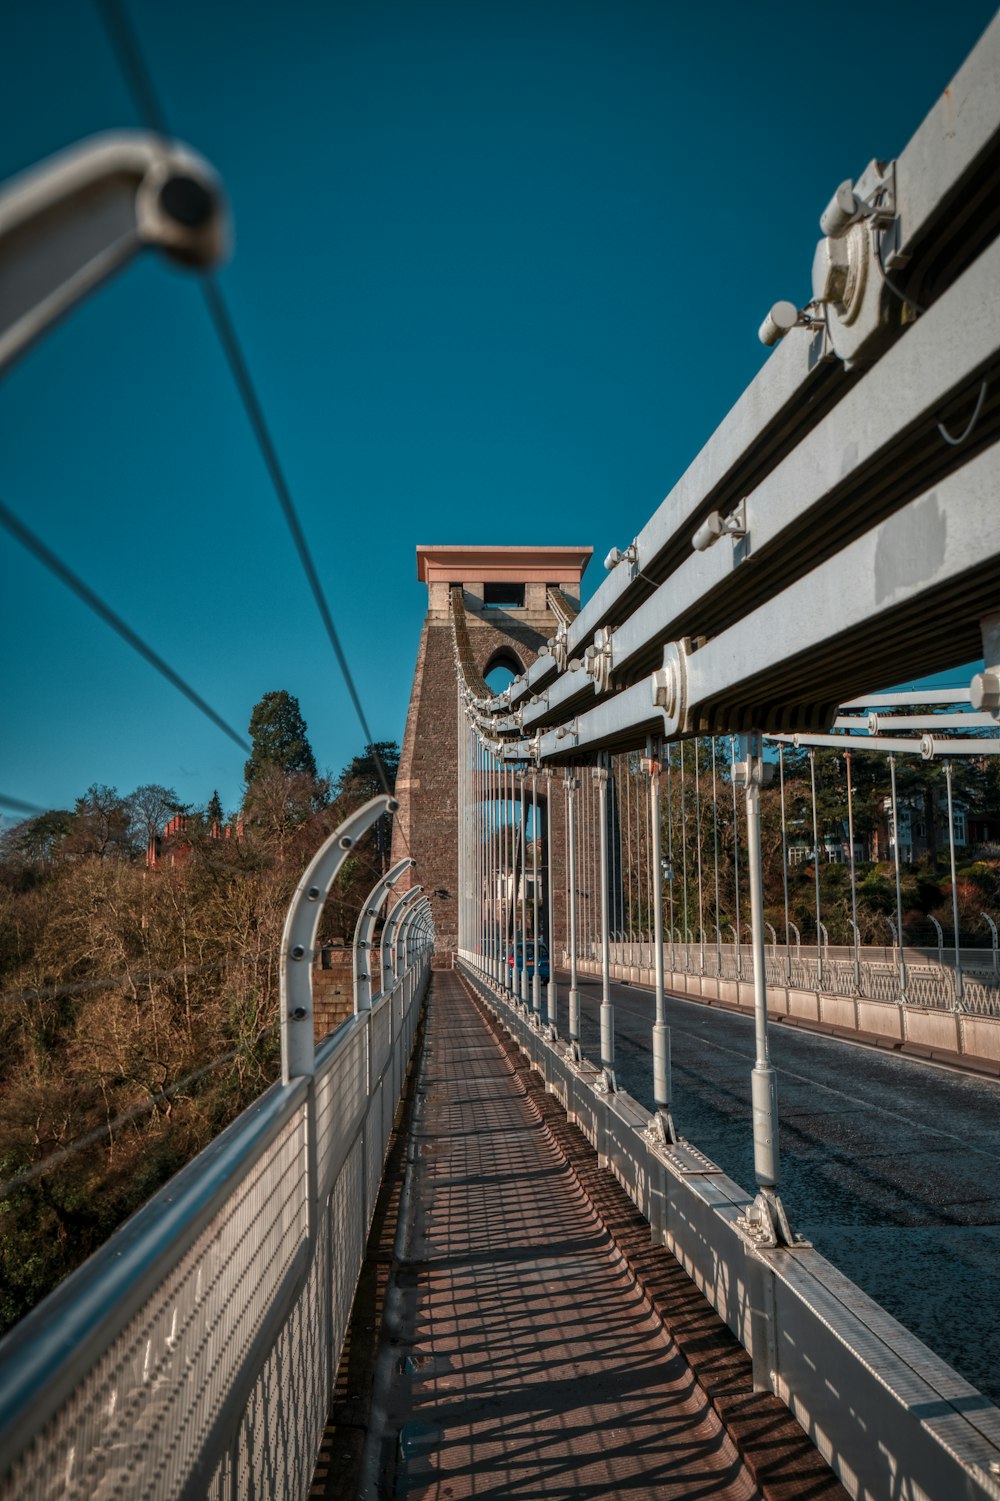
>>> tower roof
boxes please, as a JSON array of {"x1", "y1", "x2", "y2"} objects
[{"x1": 415, "y1": 545, "x2": 592, "y2": 585}]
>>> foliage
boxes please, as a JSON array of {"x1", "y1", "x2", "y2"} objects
[
  {"x1": 243, "y1": 691, "x2": 318, "y2": 786},
  {"x1": 0, "y1": 734, "x2": 400, "y2": 1337}
]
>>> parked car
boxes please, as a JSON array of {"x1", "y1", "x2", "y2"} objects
[{"x1": 507, "y1": 942, "x2": 550, "y2": 982}]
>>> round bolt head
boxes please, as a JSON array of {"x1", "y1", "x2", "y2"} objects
[
  {"x1": 970, "y1": 670, "x2": 1000, "y2": 713},
  {"x1": 291, "y1": 1005, "x2": 308, "y2": 1021},
  {"x1": 291, "y1": 944, "x2": 306, "y2": 960},
  {"x1": 159, "y1": 174, "x2": 215, "y2": 228}
]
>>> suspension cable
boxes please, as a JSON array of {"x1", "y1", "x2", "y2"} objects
[
  {"x1": 1, "y1": 498, "x2": 250, "y2": 752},
  {"x1": 93, "y1": 0, "x2": 395, "y2": 801}
]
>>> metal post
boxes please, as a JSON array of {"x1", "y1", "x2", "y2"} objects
[
  {"x1": 489, "y1": 750, "x2": 495, "y2": 984},
  {"x1": 649, "y1": 738, "x2": 677, "y2": 1141},
  {"x1": 711, "y1": 737, "x2": 722, "y2": 976},
  {"x1": 985, "y1": 912, "x2": 999, "y2": 977},
  {"x1": 666, "y1": 745, "x2": 675, "y2": 973},
  {"x1": 731, "y1": 736, "x2": 742, "y2": 981},
  {"x1": 738, "y1": 736, "x2": 792, "y2": 1248},
  {"x1": 779, "y1": 745, "x2": 792, "y2": 984},
  {"x1": 679, "y1": 740, "x2": 690, "y2": 974},
  {"x1": 519, "y1": 772, "x2": 528, "y2": 1005},
  {"x1": 597, "y1": 761, "x2": 616, "y2": 1091},
  {"x1": 531, "y1": 769, "x2": 541, "y2": 1019},
  {"x1": 281, "y1": 794, "x2": 399, "y2": 1080},
  {"x1": 566, "y1": 772, "x2": 581, "y2": 1056},
  {"x1": 694, "y1": 738, "x2": 706, "y2": 974},
  {"x1": 929, "y1": 913, "x2": 944, "y2": 969},
  {"x1": 809, "y1": 749, "x2": 824, "y2": 987},
  {"x1": 354, "y1": 857, "x2": 415, "y2": 1013},
  {"x1": 846, "y1": 750, "x2": 861, "y2": 993},
  {"x1": 945, "y1": 760, "x2": 965, "y2": 1005},
  {"x1": 382, "y1": 884, "x2": 422, "y2": 990},
  {"x1": 888, "y1": 755, "x2": 908, "y2": 999},
  {"x1": 545, "y1": 770, "x2": 557, "y2": 1034}
]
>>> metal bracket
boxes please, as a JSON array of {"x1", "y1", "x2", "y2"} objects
[
  {"x1": 584, "y1": 628, "x2": 615, "y2": 693},
  {"x1": 651, "y1": 639, "x2": 689, "y2": 736},
  {"x1": 594, "y1": 1066, "x2": 618, "y2": 1095},
  {"x1": 736, "y1": 1189, "x2": 808, "y2": 1249}
]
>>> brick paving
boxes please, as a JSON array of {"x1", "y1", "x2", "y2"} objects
[{"x1": 375, "y1": 971, "x2": 765, "y2": 1500}]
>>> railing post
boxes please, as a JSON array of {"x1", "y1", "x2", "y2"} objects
[
  {"x1": 734, "y1": 737, "x2": 794, "y2": 1252},
  {"x1": 985, "y1": 912, "x2": 999, "y2": 978},
  {"x1": 647, "y1": 738, "x2": 677, "y2": 1142},
  {"x1": 518, "y1": 771, "x2": 529, "y2": 1007},
  {"x1": 281, "y1": 796, "x2": 398, "y2": 1083},
  {"x1": 945, "y1": 760, "x2": 965, "y2": 1006},
  {"x1": 382, "y1": 885, "x2": 422, "y2": 990},
  {"x1": 353, "y1": 857, "x2": 415, "y2": 1014},
  {"x1": 565, "y1": 772, "x2": 581, "y2": 1058},
  {"x1": 531, "y1": 768, "x2": 542, "y2": 1021},
  {"x1": 544, "y1": 769, "x2": 557, "y2": 1036},
  {"x1": 280, "y1": 795, "x2": 399, "y2": 1253},
  {"x1": 597, "y1": 761, "x2": 617, "y2": 1092},
  {"x1": 888, "y1": 755, "x2": 909, "y2": 1001}
]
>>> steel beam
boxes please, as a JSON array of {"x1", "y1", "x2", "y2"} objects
[{"x1": 0, "y1": 131, "x2": 228, "y2": 374}]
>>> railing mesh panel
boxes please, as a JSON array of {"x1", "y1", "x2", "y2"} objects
[
  {"x1": 0, "y1": 964, "x2": 429, "y2": 1501},
  {"x1": 315, "y1": 1023, "x2": 366, "y2": 1200},
  {"x1": 1, "y1": 1108, "x2": 307, "y2": 1501}
]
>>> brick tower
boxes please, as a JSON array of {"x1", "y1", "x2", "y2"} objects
[{"x1": 392, "y1": 545, "x2": 592, "y2": 966}]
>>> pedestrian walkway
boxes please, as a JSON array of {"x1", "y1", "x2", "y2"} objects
[{"x1": 374, "y1": 970, "x2": 762, "y2": 1499}]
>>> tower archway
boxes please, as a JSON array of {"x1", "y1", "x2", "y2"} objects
[{"x1": 482, "y1": 646, "x2": 525, "y2": 695}]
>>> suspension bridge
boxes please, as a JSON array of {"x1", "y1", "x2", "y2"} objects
[{"x1": 2, "y1": 10, "x2": 1000, "y2": 1500}]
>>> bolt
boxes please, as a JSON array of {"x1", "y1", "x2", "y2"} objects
[
  {"x1": 291, "y1": 1006, "x2": 307, "y2": 1020},
  {"x1": 159, "y1": 175, "x2": 214, "y2": 229},
  {"x1": 291, "y1": 944, "x2": 306, "y2": 960},
  {"x1": 970, "y1": 670, "x2": 1000, "y2": 714},
  {"x1": 307, "y1": 885, "x2": 321, "y2": 900}
]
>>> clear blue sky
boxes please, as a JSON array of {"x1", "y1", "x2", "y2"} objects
[{"x1": 2, "y1": 1, "x2": 994, "y2": 821}]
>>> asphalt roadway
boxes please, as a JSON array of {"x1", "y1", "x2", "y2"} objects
[{"x1": 542, "y1": 970, "x2": 1000, "y2": 1408}]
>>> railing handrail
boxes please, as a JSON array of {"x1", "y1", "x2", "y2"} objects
[{"x1": 0, "y1": 1072, "x2": 307, "y2": 1473}]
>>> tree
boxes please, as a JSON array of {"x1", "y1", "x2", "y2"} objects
[
  {"x1": 336, "y1": 741, "x2": 400, "y2": 801},
  {"x1": 206, "y1": 791, "x2": 224, "y2": 827},
  {"x1": 0, "y1": 809, "x2": 74, "y2": 866},
  {"x1": 127, "y1": 785, "x2": 184, "y2": 853},
  {"x1": 335, "y1": 742, "x2": 401, "y2": 871},
  {"x1": 62, "y1": 785, "x2": 132, "y2": 860},
  {"x1": 244, "y1": 692, "x2": 318, "y2": 786}
]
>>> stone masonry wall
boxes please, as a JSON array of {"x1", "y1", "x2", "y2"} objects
[{"x1": 392, "y1": 607, "x2": 569, "y2": 968}]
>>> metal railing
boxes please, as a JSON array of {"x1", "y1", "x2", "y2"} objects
[
  {"x1": 0, "y1": 798, "x2": 432, "y2": 1501},
  {"x1": 606, "y1": 938, "x2": 1000, "y2": 1017}
]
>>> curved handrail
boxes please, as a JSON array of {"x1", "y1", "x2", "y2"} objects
[
  {"x1": 381, "y1": 884, "x2": 423, "y2": 991},
  {"x1": 280, "y1": 795, "x2": 398, "y2": 1081},
  {"x1": 353, "y1": 857, "x2": 416, "y2": 1012},
  {"x1": 399, "y1": 899, "x2": 433, "y2": 970}
]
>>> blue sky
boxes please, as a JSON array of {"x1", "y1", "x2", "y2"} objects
[{"x1": 2, "y1": 1, "x2": 994, "y2": 821}]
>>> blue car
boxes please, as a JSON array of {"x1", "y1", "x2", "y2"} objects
[{"x1": 507, "y1": 942, "x2": 550, "y2": 982}]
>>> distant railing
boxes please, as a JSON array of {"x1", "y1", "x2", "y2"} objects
[{"x1": 587, "y1": 939, "x2": 1000, "y2": 1018}]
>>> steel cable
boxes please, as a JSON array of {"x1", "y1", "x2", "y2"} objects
[
  {"x1": 93, "y1": 0, "x2": 397, "y2": 805},
  {"x1": 0, "y1": 497, "x2": 251, "y2": 752}
]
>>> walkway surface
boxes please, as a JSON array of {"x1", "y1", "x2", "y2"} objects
[{"x1": 374, "y1": 971, "x2": 761, "y2": 1499}]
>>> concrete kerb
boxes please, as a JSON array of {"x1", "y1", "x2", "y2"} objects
[{"x1": 457, "y1": 960, "x2": 1000, "y2": 1501}]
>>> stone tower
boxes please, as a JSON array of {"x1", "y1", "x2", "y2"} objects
[{"x1": 392, "y1": 545, "x2": 592, "y2": 965}]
